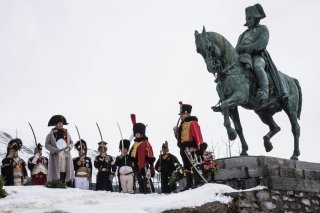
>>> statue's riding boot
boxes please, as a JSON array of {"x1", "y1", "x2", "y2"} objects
[{"x1": 254, "y1": 67, "x2": 269, "y2": 103}]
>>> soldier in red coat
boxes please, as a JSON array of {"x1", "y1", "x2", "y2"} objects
[
  {"x1": 129, "y1": 122, "x2": 155, "y2": 193},
  {"x1": 174, "y1": 103, "x2": 204, "y2": 190}
]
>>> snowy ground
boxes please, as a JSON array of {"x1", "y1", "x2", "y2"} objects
[{"x1": 0, "y1": 183, "x2": 245, "y2": 213}]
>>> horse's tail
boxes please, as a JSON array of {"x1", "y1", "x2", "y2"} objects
[{"x1": 294, "y1": 78, "x2": 302, "y2": 120}]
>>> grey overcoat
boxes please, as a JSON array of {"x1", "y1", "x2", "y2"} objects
[{"x1": 45, "y1": 129, "x2": 75, "y2": 182}]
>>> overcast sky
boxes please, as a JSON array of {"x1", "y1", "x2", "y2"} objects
[{"x1": 0, "y1": 0, "x2": 319, "y2": 163}]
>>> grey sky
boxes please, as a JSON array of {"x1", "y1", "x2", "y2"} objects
[{"x1": 0, "y1": 0, "x2": 319, "y2": 162}]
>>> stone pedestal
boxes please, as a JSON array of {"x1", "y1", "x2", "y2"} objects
[{"x1": 213, "y1": 156, "x2": 320, "y2": 193}]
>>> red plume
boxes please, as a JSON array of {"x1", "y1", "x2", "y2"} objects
[{"x1": 130, "y1": 114, "x2": 136, "y2": 124}]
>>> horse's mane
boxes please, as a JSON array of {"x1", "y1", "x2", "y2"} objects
[{"x1": 200, "y1": 31, "x2": 239, "y2": 67}]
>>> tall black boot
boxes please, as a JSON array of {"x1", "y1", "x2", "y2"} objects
[
  {"x1": 60, "y1": 172, "x2": 66, "y2": 182},
  {"x1": 182, "y1": 170, "x2": 193, "y2": 191}
]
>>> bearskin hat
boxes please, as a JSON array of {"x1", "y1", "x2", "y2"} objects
[
  {"x1": 133, "y1": 123, "x2": 146, "y2": 135},
  {"x1": 48, "y1": 115, "x2": 68, "y2": 126},
  {"x1": 119, "y1": 139, "x2": 130, "y2": 150},
  {"x1": 179, "y1": 104, "x2": 192, "y2": 115},
  {"x1": 35, "y1": 143, "x2": 43, "y2": 150},
  {"x1": 75, "y1": 139, "x2": 87, "y2": 151},
  {"x1": 7, "y1": 138, "x2": 23, "y2": 152}
]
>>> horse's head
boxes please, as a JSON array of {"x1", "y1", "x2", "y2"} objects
[{"x1": 195, "y1": 27, "x2": 238, "y2": 76}]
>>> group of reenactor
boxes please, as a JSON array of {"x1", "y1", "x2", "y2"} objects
[{"x1": 1, "y1": 102, "x2": 217, "y2": 194}]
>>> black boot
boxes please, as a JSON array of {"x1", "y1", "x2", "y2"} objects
[
  {"x1": 182, "y1": 171, "x2": 193, "y2": 191},
  {"x1": 60, "y1": 172, "x2": 66, "y2": 183}
]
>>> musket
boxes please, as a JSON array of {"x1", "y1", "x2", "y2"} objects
[
  {"x1": 116, "y1": 122, "x2": 124, "y2": 152},
  {"x1": 158, "y1": 150, "x2": 162, "y2": 182},
  {"x1": 75, "y1": 125, "x2": 83, "y2": 154},
  {"x1": 176, "y1": 101, "x2": 183, "y2": 127},
  {"x1": 28, "y1": 122, "x2": 38, "y2": 147}
]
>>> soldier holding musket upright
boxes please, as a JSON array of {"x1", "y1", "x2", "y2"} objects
[
  {"x1": 173, "y1": 103, "x2": 205, "y2": 190},
  {"x1": 129, "y1": 123, "x2": 155, "y2": 194}
]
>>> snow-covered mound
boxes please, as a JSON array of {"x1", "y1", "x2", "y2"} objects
[{"x1": 1, "y1": 183, "x2": 238, "y2": 213}]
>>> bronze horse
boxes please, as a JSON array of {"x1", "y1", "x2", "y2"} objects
[{"x1": 195, "y1": 27, "x2": 302, "y2": 160}]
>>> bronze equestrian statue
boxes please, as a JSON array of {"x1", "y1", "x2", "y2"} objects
[{"x1": 194, "y1": 4, "x2": 302, "y2": 160}]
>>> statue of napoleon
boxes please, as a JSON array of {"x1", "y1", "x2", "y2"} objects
[
  {"x1": 194, "y1": 4, "x2": 302, "y2": 160},
  {"x1": 236, "y1": 3, "x2": 287, "y2": 103}
]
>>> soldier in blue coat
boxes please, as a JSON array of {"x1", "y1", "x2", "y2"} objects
[{"x1": 94, "y1": 141, "x2": 116, "y2": 191}]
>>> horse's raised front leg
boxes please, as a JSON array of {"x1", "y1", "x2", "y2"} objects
[
  {"x1": 229, "y1": 107, "x2": 248, "y2": 156},
  {"x1": 223, "y1": 108, "x2": 237, "y2": 141},
  {"x1": 220, "y1": 92, "x2": 246, "y2": 112},
  {"x1": 256, "y1": 111, "x2": 281, "y2": 153}
]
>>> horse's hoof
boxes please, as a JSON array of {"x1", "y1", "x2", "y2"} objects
[
  {"x1": 228, "y1": 129, "x2": 237, "y2": 141},
  {"x1": 240, "y1": 151, "x2": 248, "y2": 156},
  {"x1": 290, "y1": 155, "x2": 299, "y2": 160},
  {"x1": 264, "y1": 142, "x2": 273, "y2": 152},
  {"x1": 211, "y1": 106, "x2": 221, "y2": 112}
]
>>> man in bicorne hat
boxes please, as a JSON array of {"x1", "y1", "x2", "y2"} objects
[
  {"x1": 73, "y1": 139, "x2": 92, "y2": 190},
  {"x1": 94, "y1": 141, "x2": 116, "y2": 191},
  {"x1": 1, "y1": 138, "x2": 28, "y2": 186},
  {"x1": 114, "y1": 139, "x2": 134, "y2": 193},
  {"x1": 45, "y1": 115, "x2": 75, "y2": 185},
  {"x1": 28, "y1": 143, "x2": 48, "y2": 185},
  {"x1": 173, "y1": 103, "x2": 205, "y2": 190},
  {"x1": 155, "y1": 141, "x2": 181, "y2": 194},
  {"x1": 236, "y1": 3, "x2": 287, "y2": 103},
  {"x1": 129, "y1": 123, "x2": 155, "y2": 194}
]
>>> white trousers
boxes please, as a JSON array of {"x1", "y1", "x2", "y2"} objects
[
  {"x1": 59, "y1": 151, "x2": 67, "y2": 173},
  {"x1": 74, "y1": 177, "x2": 89, "y2": 190},
  {"x1": 120, "y1": 174, "x2": 134, "y2": 193}
]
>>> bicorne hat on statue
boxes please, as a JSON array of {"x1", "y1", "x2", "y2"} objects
[
  {"x1": 244, "y1": 4, "x2": 266, "y2": 26},
  {"x1": 48, "y1": 115, "x2": 68, "y2": 126}
]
